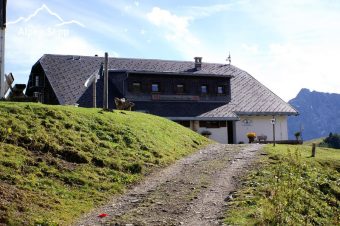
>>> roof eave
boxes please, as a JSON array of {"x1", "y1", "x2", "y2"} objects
[
  {"x1": 235, "y1": 111, "x2": 298, "y2": 116},
  {"x1": 168, "y1": 116, "x2": 239, "y2": 121}
]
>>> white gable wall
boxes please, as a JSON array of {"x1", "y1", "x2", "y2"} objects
[{"x1": 235, "y1": 115, "x2": 288, "y2": 144}]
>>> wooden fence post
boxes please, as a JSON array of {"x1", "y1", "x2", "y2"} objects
[
  {"x1": 103, "y1": 52, "x2": 108, "y2": 109},
  {"x1": 311, "y1": 143, "x2": 316, "y2": 157}
]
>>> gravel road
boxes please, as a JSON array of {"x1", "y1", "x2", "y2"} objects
[{"x1": 75, "y1": 144, "x2": 263, "y2": 226}]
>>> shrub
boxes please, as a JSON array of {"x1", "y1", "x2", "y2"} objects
[
  {"x1": 294, "y1": 131, "x2": 301, "y2": 140},
  {"x1": 246, "y1": 132, "x2": 256, "y2": 139},
  {"x1": 125, "y1": 162, "x2": 143, "y2": 174},
  {"x1": 321, "y1": 133, "x2": 340, "y2": 149},
  {"x1": 246, "y1": 132, "x2": 257, "y2": 143},
  {"x1": 201, "y1": 130, "x2": 212, "y2": 136}
]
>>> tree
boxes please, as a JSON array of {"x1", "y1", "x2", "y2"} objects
[
  {"x1": 294, "y1": 131, "x2": 301, "y2": 141},
  {"x1": 321, "y1": 133, "x2": 340, "y2": 149}
]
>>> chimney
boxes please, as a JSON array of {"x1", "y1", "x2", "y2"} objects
[{"x1": 194, "y1": 57, "x2": 202, "y2": 71}]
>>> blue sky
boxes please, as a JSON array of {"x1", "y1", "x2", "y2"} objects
[{"x1": 5, "y1": 0, "x2": 340, "y2": 101}]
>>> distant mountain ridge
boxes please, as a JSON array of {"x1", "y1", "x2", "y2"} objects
[{"x1": 288, "y1": 88, "x2": 340, "y2": 140}]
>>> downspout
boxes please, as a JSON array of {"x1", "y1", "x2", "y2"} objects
[{"x1": 124, "y1": 72, "x2": 129, "y2": 97}]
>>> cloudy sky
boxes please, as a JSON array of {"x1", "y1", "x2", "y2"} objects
[{"x1": 5, "y1": 0, "x2": 340, "y2": 101}]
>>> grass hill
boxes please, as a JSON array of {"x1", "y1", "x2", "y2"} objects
[
  {"x1": 225, "y1": 144, "x2": 340, "y2": 225},
  {"x1": 303, "y1": 137, "x2": 326, "y2": 146},
  {"x1": 0, "y1": 102, "x2": 210, "y2": 225}
]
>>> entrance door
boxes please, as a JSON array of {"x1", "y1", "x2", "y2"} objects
[{"x1": 227, "y1": 121, "x2": 234, "y2": 144}]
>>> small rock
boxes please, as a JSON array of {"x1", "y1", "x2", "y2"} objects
[
  {"x1": 131, "y1": 199, "x2": 139, "y2": 203},
  {"x1": 224, "y1": 195, "x2": 233, "y2": 201}
]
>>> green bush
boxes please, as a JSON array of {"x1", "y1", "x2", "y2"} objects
[{"x1": 321, "y1": 133, "x2": 340, "y2": 149}]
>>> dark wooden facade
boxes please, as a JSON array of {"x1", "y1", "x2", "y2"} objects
[
  {"x1": 124, "y1": 72, "x2": 231, "y2": 103},
  {"x1": 25, "y1": 62, "x2": 59, "y2": 104}
]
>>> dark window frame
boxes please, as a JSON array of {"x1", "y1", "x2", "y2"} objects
[
  {"x1": 217, "y1": 85, "x2": 225, "y2": 94},
  {"x1": 151, "y1": 83, "x2": 160, "y2": 93},
  {"x1": 175, "y1": 120, "x2": 190, "y2": 128},
  {"x1": 132, "y1": 82, "x2": 142, "y2": 93},
  {"x1": 201, "y1": 85, "x2": 208, "y2": 95},
  {"x1": 35, "y1": 76, "x2": 39, "y2": 87},
  {"x1": 176, "y1": 84, "x2": 185, "y2": 94},
  {"x1": 199, "y1": 121, "x2": 227, "y2": 128}
]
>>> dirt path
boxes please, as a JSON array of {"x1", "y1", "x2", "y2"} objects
[{"x1": 75, "y1": 144, "x2": 263, "y2": 226}]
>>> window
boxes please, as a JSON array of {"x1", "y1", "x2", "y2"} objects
[
  {"x1": 33, "y1": 92, "x2": 43, "y2": 102},
  {"x1": 217, "y1": 86, "x2": 225, "y2": 94},
  {"x1": 175, "y1": 121, "x2": 190, "y2": 128},
  {"x1": 176, "y1": 84, "x2": 185, "y2": 93},
  {"x1": 199, "y1": 121, "x2": 227, "y2": 128},
  {"x1": 35, "y1": 76, "x2": 39, "y2": 87},
  {"x1": 151, "y1": 83, "x2": 159, "y2": 92},
  {"x1": 132, "y1": 82, "x2": 141, "y2": 93},
  {"x1": 201, "y1": 85, "x2": 208, "y2": 94}
]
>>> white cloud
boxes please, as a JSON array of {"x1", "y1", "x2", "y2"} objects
[
  {"x1": 146, "y1": 7, "x2": 202, "y2": 58},
  {"x1": 184, "y1": 3, "x2": 232, "y2": 18},
  {"x1": 217, "y1": 0, "x2": 340, "y2": 100},
  {"x1": 147, "y1": 7, "x2": 192, "y2": 38},
  {"x1": 241, "y1": 44, "x2": 259, "y2": 54}
]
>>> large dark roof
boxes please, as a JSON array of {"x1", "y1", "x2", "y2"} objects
[
  {"x1": 199, "y1": 69, "x2": 298, "y2": 117},
  {"x1": 36, "y1": 54, "x2": 297, "y2": 118}
]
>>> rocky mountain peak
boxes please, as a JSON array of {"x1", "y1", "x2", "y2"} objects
[{"x1": 288, "y1": 89, "x2": 340, "y2": 140}]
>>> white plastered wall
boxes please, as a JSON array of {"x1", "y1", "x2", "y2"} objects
[
  {"x1": 197, "y1": 124, "x2": 228, "y2": 144},
  {"x1": 235, "y1": 115, "x2": 288, "y2": 144}
]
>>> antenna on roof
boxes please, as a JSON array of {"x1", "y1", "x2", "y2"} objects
[{"x1": 227, "y1": 52, "x2": 231, "y2": 65}]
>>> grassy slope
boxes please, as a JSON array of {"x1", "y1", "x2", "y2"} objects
[
  {"x1": 303, "y1": 137, "x2": 326, "y2": 146},
  {"x1": 225, "y1": 144, "x2": 340, "y2": 225},
  {"x1": 0, "y1": 102, "x2": 210, "y2": 225}
]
